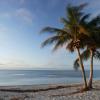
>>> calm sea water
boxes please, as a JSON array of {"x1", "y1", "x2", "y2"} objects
[{"x1": 0, "y1": 70, "x2": 100, "y2": 86}]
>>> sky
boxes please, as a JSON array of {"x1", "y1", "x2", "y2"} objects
[{"x1": 0, "y1": 0, "x2": 100, "y2": 69}]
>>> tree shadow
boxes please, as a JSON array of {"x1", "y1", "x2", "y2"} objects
[
  {"x1": 51, "y1": 89, "x2": 86, "y2": 97},
  {"x1": 92, "y1": 87, "x2": 100, "y2": 91},
  {"x1": 51, "y1": 85, "x2": 100, "y2": 97}
]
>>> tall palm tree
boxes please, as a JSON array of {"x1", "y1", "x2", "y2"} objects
[
  {"x1": 40, "y1": 4, "x2": 89, "y2": 89},
  {"x1": 74, "y1": 16, "x2": 100, "y2": 89},
  {"x1": 87, "y1": 18, "x2": 100, "y2": 88},
  {"x1": 74, "y1": 49, "x2": 100, "y2": 88}
]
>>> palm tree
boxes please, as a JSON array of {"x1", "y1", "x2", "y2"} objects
[
  {"x1": 87, "y1": 18, "x2": 100, "y2": 88},
  {"x1": 74, "y1": 15, "x2": 100, "y2": 89},
  {"x1": 74, "y1": 49, "x2": 100, "y2": 88},
  {"x1": 40, "y1": 4, "x2": 89, "y2": 90}
]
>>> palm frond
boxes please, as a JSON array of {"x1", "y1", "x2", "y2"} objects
[
  {"x1": 66, "y1": 5, "x2": 78, "y2": 24},
  {"x1": 77, "y1": 3, "x2": 88, "y2": 11},
  {"x1": 80, "y1": 49, "x2": 90, "y2": 60},
  {"x1": 41, "y1": 36, "x2": 61, "y2": 48},
  {"x1": 73, "y1": 49, "x2": 90, "y2": 70},
  {"x1": 66, "y1": 40, "x2": 74, "y2": 52},
  {"x1": 88, "y1": 15, "x2": 100, "y2": 27},
  {"x1": 40, "y1": 27, "x2": 68, "y2": 34},
  {"x1": 74, "y1": 58, "x2": 79, "y2": 70},
  {"x1": 53, "y1": 36, "x2": 68, "y2": 51},
  {"x1": 71, "y1": 3, "x2": 88, "y2": 22},
  {"x1": 80, "y1": 14, "x2": 90, "y2": 25},
  {"x1": 60, "y1": 18, "x2": 70, "y2": 25},
  {"x1": 41, "y1": 34, "x2": 70, "y2": 50},
  {"x1": 94, "y1": 50, "x2": 100, "y2": 60}
]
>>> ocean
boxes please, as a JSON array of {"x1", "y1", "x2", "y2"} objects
[{"x1": 0, "y1": 70, "x2": 100, "y2": 86}]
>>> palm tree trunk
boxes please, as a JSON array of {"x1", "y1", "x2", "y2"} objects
[
  {"x1": 76, "y1": 48, "x2": 88, "y2": 88},
  {"x1": 88, "y1": 50, "x2": 93, "y2": 88}
]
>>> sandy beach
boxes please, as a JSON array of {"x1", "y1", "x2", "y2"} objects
[{"x1": 0, "y1": 81, "x2": 100, "y2": 100}]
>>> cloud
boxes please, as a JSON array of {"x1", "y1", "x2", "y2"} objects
[
  {"x1": 0, "y1": 8, "x2": 34, "y2": 24},
  {"x1": 15, "y1": 8, "x2": 34, "y2": 23}
]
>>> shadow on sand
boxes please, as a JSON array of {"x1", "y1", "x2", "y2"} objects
[{"x1": 0, "y1": 84, "x2": 99, "y2": 97}]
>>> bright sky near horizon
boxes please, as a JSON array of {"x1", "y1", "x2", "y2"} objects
[{"x1": 0, "y1": 0, "x2": 100, "y2": 69}]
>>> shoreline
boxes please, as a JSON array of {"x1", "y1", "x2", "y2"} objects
[
  {"x1": 0, "y1": 81, "x2": 100, "y2": 100},
  {"x1": 0, "y1": 83, "x2": 82, "y2": 93}
]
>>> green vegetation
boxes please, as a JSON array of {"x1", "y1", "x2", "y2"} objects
[
  {"x1": 40, "y1": 3, "x2": 100, "y2": 91},
  {"x1": 74, "y1": 16, "x2": 100, "y2": 89}
]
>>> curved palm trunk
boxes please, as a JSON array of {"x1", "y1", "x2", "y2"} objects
[
  {"x1": 88, "y1": 50, "x2": 93, "y2": 88},
  {"x1": 76, "y1": 48, "x2": 88, "y2": 88}
]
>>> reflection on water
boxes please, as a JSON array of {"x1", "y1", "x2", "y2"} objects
[{"x1": 0, "y1": 70, "x2": 99, "y2": 86}]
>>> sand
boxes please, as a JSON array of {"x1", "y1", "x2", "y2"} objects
[{"x1": 0, "y1": 81, "x2": 100, "y2": 100}]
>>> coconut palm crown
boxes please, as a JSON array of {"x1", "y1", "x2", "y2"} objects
[
  {"x1": 74, "y1": 15, "x2": 100, "y2": 89},
  {"x1": 40, "y1": 3, "x2": 90, "y2": 89}
]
